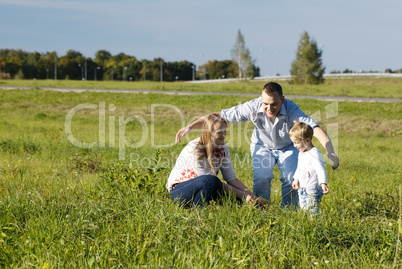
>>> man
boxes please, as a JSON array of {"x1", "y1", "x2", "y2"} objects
[{"x1": 176, "y1": 82, "x2": 339, "y2": 207}]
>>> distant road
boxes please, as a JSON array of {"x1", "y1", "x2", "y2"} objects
[{"x1": 1, "y1": 86, "x2": 401, "y2": 103}]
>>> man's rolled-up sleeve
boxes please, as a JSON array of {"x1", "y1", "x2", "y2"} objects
[{"x1": 221, "y1": 98, "x2": 259, "y2": 122}]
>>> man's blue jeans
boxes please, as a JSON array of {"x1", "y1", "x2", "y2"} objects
[
  {"x1": 251, "y1": 144, "x2": 299, "y2": 208},
  {"x1": 169, "y1": 175, "x2": 223, "y2": 207}
]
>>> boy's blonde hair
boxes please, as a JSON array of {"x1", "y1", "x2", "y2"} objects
[{"x1": 289, "y1": 122, "x2": 314, "y2": 141}]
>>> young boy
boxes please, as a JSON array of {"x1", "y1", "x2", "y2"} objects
[{"x1": 289, "y1": 122, "x2": 329, "y2": 215}]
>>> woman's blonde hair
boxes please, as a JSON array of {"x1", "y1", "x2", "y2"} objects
[
  {"x1": 289, "y1": 122, "x2": 313, "y2": 141},
  {"x1": 196, "y1": 113, "x2": 227, "y2": 171}
]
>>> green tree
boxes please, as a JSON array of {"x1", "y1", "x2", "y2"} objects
[
  {"x1": 290, "y1": 31, "x2": 325, "y2": 84},
  {"x1": 23, "y1": 52, "x2": 40, "y2": 79},
  {"x1": 139, "y1": 60, "x2": 150, "y2": 81},
  {"x1": 110, "y1": 53, "x2": 134, "y2": 81},
  {"x1": 163, "y1": 61, "x2": 193, "y2": 81},
  {"x1": 58, "y1": 50, "x2": 85, "y2": 80},
  {"x1": 197, "y1": 60, "x2": 238, "y2": 79},
  {"x1": 5, "y1": 57, "x2": 23, "y2": 78},
  {"x1": 94, "y1": 50, "x2": 112, "y2": 67},
  {"x1": 0, "y1": 57, "x2": 7, "y2": 78},
  {"x1": 38, "y1": 52, "x2": 57, "y2": 79},
  {"x1": 113, "y1": 53, "x2": 131, "y2": 63},
  {"x1": 231, "y1": 29, "x2": 255, "y2": 79},
  {"x1": 124, "y1": 57, "x2": 141, "y2": 81},
  {"x1": 0, "y1": 49, "x2": 27, "y2": 78},
  {"x1": 151, "y1": 57, "x2": 164, "y2": 81}
]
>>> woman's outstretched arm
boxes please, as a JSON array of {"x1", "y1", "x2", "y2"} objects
[{"x1": 175, "y1": 112, "x2": 221, "y2": 143}]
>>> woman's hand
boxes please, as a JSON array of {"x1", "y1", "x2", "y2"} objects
[
  {"x1": 245, "y1": 194, "x2": 253, "y2": 204},
  {"x1": 245, "y1": 193, "x2": 270, "y2": 207},
  {"x1": 175, "y1": 126, "x2": 192, "y2": 143},
  {"x1": 175, "y1": 112, "x2": 221, "y2": 143}
]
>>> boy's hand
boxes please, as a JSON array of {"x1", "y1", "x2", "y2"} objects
[
  {"x1": 292, "y1": 180, "x2": 299, "y2": 190},
  {"x1": 320, "y1": 183, "x2": 329, "y2": 194}
]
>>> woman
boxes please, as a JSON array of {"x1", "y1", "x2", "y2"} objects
[{"x1": 166, "y1": 114, "x2": 265, "y2": 207}]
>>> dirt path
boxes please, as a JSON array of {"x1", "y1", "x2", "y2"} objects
[{"x1": 1, "y1": 86, "x2": 401, "y2": 103}]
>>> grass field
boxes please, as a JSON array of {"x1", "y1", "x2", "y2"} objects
[
  {"x1": 1, "y1": 77, "x2": 402, "y2": 99},
  {"x1": 0, "y1": 79, "x2": 401, "y2": 268}
]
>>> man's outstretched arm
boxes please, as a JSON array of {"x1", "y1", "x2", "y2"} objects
[
  {"x1": 313, "y1": 126, "x2": 339, "y2": 170},
  {"x1": 175, "y1": 111, "x2": 221, "y2": 143}
]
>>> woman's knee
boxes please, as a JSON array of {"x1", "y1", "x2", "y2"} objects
[{"x1": 203, "y1": 175, "x2": 222, "y2": 190}]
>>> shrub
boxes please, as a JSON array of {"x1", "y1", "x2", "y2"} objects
[{"x1": 101, "y1": 150, "x2": 166, "y2": 197}]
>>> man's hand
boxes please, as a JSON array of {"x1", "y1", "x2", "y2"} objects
[
  {"x1": 313, "y1": 127, "x2": 339, "y2": 170},
  {"x1": 175, "y1": 126, "x2": 192, "y2": 143},
  {"x1": 328, "y1": 152, "x2": 339, "y2": 170}
]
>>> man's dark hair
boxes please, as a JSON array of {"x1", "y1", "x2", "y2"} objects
[{"x1": 262, "y1": 82, "x2": 283, "y2": 97}]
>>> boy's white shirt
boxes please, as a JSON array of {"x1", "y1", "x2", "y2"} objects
[{"x1": 293, "y1": 147, "x2": 327, "y2": 187}]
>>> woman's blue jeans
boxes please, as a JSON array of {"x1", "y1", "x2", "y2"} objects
[{"x1": 169, "y1": 175, "x2": 223, "y2": 207}]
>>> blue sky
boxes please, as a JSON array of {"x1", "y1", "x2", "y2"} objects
[{"x1": 0, "y1": 0, "x2": 401, "y2": 76}]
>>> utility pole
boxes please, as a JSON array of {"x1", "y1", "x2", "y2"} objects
[
  {"x1": 143, "y1": 62, "x2": 146, "y2": 81},
  {"x1": 160, "y1": 60, "x2": 163, "y2": 82},
  {"x1": 54, "y1": 55, "x2": 57, "y2": 80},
  {"x1": 84, "y1": 58, "x2": 87, "y2": 81}
]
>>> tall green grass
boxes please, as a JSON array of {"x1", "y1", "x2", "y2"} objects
[
  {"x1": 1, "y1": 77, "x2": 402, "y2": 98},
  {"x1": 0, "y1": 87, "x2": 401, "y2": 268}
]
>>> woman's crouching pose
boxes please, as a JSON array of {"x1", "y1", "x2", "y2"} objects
[{"x1": 166, "y1": 114, "x2": 268, "y2": 207}]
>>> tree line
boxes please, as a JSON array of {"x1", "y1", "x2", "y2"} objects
[
  {"x1": 0, "y1": 49, "x2": 186, "y2": 81},
  {"x1": 0, "y1": 48, "x2": 259, "y2": 82}
]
